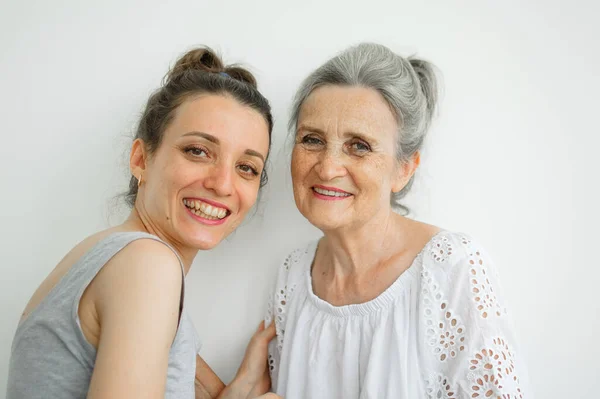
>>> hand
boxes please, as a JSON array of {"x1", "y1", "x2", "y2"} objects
[
  {"x1": 251, "y1": 394, "x2": 282, "y2": 399},
  {"x1": 235, "y1": 321, "x2": 276, "y2": 398}
]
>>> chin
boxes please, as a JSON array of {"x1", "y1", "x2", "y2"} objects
[
  {"x1": 304, "y1": 212, "x2": 347, "y2": 232},
  {"x1": 189, "y1": 235, "x2": 222, "y2": 251},
  {"x1": 177, "y1": 213, "x2": 232, "y2": 250},
  {"x1": 179, "y1": 226, "x2": 223, "y2": 250}
]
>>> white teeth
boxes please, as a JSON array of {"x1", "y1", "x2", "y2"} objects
[
  {"x1": 192, "y1": 208, "x2": 217, "y2": 220},
  {"x1": 313, "y1": 187, "x2": 350, "y2": 197},
  {"x1": 183, "y1": 199, "x2": 228, "y2": 219},
  {"x1": 200, "y1": 203, "x2": 212, "y2": 214}
]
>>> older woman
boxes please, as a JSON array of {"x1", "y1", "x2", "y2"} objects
[
  {"x1": 266, "y1": 43, "x2": 531, "y2": 398},
  {"x1": 8, "y1": 47, "x2": 279, "y2": 399}
]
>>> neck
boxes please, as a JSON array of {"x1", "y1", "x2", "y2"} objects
[
  {"x1": 120, "y1": 207, "x2": 197, "y2": 274},
  {"x1": 320, "y1": 208, "x2": 405, "y2": 277}
]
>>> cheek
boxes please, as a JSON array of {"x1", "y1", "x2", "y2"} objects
[
  {"x1": 291, "y1": 148, "x2": 312, "y2": 185},
  {"x1": 237, "y1": 182, "x2": 261, "y2": 212},
  {"x1": 166, "y1": 160, "x2": 198, "y2": 193},
  {"x1": 351, "y1": 157, "x2": 393, "y2": 192},
  {"x1": 146, "y1": 156, "x2": 181, "y2": 201}
]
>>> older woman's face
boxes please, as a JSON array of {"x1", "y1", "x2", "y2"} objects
[
  {"x1": 137, "y1": 94, "x2": 269, "y2": 250},
  {"x1": 291, "y1": 85, "x2": 405, "y2": 231}
]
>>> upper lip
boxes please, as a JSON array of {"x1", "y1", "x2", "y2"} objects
[
  {"x1": 184, "y1": 197, "x2": 231, "y2": 212},
  {"x1": 312, "y1": 185, "x2": 352, "y2": 195}
]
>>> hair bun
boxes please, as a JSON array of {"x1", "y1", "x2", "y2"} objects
[
  {"x1": 166, "y1": 47, "x2": 224, "y2": 83},
  {"x1": 408, "y1": 58, "x2": 439, "y2": 118},
  {"x1": 165, "y1": 47, "x2": 258, "y2": 89}
]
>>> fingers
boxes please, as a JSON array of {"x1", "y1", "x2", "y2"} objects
[
  {"x1": 261, "y1": 321, "x2": 276, "y2": 341},
  {"x1": 237, "y1": 321, "x2": 278, "y2": 395},
  {"x1": 252, "y1": 320, "x2": 276, "y2": 344},
  {"x1": 253, "y1": 394, "x2": 282, "y2": 399},
  {"x1": 255, "y1": 320, "x2": 265, "y2": 333}
]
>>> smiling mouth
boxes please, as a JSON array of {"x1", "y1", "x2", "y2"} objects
[
  {"x1": 312, "y1": 186, "x2": 352, "y2": 198},
  {"x1": 183, "y1": 199, "x2": 230, "y2": 220}
]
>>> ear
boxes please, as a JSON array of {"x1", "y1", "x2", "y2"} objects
[
  {"x1": 129, "y1": 138, "x2": 147, "y2": 182},
  {"x1": 391, "y1": 151, "x2": 420, "y2": 194}
]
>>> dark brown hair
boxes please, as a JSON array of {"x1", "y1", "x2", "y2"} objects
[{"x1": 126, "y1": 46, "x2": 273, "y2": 207}]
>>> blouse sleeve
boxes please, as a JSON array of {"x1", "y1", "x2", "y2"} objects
[
  {"x1": 420, "y1": 233, "x2": 532, "y2": 398},
  {"x1": 264, "y1": 268, "x2": 281, "y2": 392},
  {"x1": 264, "y1": 247, "x2": 304, "y2": 392}
]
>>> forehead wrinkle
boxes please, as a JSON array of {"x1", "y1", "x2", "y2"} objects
[{"x1": 304, "y1": 90, "x2": 396, "y2": 142}]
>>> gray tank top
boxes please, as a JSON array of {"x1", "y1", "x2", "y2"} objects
[{"x1": 6, "y1": 232, "x2": 199, "y2": 399}]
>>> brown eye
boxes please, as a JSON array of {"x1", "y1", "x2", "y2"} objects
[
  {"x1": 184, "y1": 146, "x2": 209, "y2": 158},
  {"x1": 238, "y1": 164, "x2": 259, "y2": 176}
]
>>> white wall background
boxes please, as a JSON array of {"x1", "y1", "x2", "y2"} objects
[{"x1": 1, "y1": 0, "x2": 598, "y2": 397}]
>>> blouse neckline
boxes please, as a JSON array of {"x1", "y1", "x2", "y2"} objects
[{"x1": 304, "y1": 230, "x2": 446, "y2": 317}]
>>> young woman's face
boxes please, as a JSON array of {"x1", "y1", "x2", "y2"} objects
[{"x1": 135, "y1": 94, "x2": 270, "y2": 250}]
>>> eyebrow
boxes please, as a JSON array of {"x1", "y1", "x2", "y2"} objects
[
  {"x1": 297, "y1": 124, "x2": 378, "y2": 143},
  {"x1": 182, "y1": 131, "x2": 220, "y2": 144},
  {"x1": 296, "y1": 124, "x2": 325, "y2": 135},
  {"x1": 182, "y1": 131, "x2": 265, "y2": 162},
  {"x1": 244, "y1": 149, "x2": 265, "y2": 162}
]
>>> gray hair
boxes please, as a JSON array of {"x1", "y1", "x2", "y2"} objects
[{"x1": 289, "y1": 43, "x2": 440, "y2": 214}]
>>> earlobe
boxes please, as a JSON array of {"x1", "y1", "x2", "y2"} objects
[
  {"x1": 413, "y1": 151, "x2": 421, "y2": 169},
  {"x1": 391, "y1": 174, "x2": 407, "y2": 194}
]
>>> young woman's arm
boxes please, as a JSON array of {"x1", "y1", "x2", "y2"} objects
[
  {"x1": 195, "y1": 355, "x2": 225, "y2": 398},
  {"x1": 195, "y1": 323, "x2": 278, "y2": 399},
  {"x1": 86, "y1": 239, "x2": 183, "y2": 399}
]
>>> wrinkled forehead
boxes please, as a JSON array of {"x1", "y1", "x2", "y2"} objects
[{"x1": 298, "y1": 85, "x2": 399, "y2": 137}]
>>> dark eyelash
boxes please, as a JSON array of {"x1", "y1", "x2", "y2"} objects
[
  {"x1": 183, "y1": 145, "x2": 208, "y2": 157},
  {"x1": 239, "y1": 164, "x2": 259, "y2": 176},
  {"x1": 352, "y1": 140, "x2": 371, "y2": 152},
  {"x1": 301, "y1": 135, "x2": 323, "y2": 145}
]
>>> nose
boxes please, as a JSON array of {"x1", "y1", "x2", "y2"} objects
[
  {"x1": 314, "y1": 148, "x2": 347, "y2": 181},
  {"x1": 203, "y1": 161, "x2": 234, "y2": 197}
]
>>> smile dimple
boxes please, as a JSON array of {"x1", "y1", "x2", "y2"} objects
[{"x1": 183, "y1": 199, "x2": 229, "y2": 220}]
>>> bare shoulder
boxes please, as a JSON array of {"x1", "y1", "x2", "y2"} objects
[
  {"x1": 87, "y1": 237, "x2": 185, "y2": 398},
  {"x1": 108, "y1": 237, "x2": 181, "y2": 268},
  {"x1": 92, "y1": 237, "x2": 183, "y2": 306}
]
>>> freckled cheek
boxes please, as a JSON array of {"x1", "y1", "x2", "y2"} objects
[
  {"x1": 290, "y1": 149, "x2": 302, "y2": 179},
  {"x1": 291, "y1": 149, "x2": 315, "y2": 189},
  {"x1": 355, "y1": 157, "x2": 392, "y2": 190}
]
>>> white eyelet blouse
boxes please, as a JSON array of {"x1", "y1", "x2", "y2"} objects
[{"x1": 265, "y1": 231, "x2": 532, "y2": 399}]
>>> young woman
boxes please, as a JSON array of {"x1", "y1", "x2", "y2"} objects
[{"x1": 8, "y1": 47, "x2": 280, "y2": 399}]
